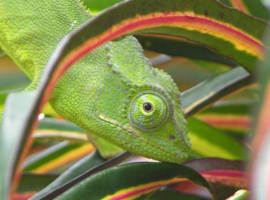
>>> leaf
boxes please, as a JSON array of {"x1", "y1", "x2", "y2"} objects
[
  {"x1": 44, "y1": 0, "x2": 267, "y2": 82},
  {"x1": 0, "y1": 91, "x2": 37, "y2": 200},
  {"x1": 52, "y1": 162, "x2": 212, "y2": 200},
  {"x1": 183, "y1": 158, "x2": 247, "y2": 200},
  {"x1": 182, "y1": 67, "x2": 252, "y2": 117},
  {"x1": 188, "y1": 118, "x2": 246, "y2": 159},
  {"x1": 148, "y1": 190, "x2": 211, "y2": 200},
  {"x1": 82, "y1": 0, "x2": 124, "y2": 15},
  {"x1": 155, "y1": 57, "x2": 215, "y2": 91},
  {"x1": 226, "y1": 190, "x2": 248, "y2": 200},
  {"x1": 35, "y1": 152, "x2": 131, "y2": 200},
  {"x1": 34, "y1": 118, "x2": 87, "y2": 143},
  {"x1": 17, "y1": 173, "x2": 58, "y2": 193},
  {"x1": 136, "y1": 34, "x2": 237, "y2": 66},
  {"x1": 23, "y1": 141, "x2": 94, "y2": 174},
  {"x1": 183, "y1": 158, "x2": 245, "y2": 171},
  {"x1": 30, "y1": 151, "x2": 106, "y2": 200},
  {"x1": 196, "y1": 104, "x2": 251, "y2": 136},
  {"x1": 219, "y1": 0, "x2": 269, "y2": 21}
]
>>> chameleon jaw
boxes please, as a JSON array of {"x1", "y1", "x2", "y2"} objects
[{"x1": 98, "y1": 114, "x2": 189, "y2": 163}]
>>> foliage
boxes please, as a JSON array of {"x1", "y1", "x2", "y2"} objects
[{"x1": 0, "y1": 0, "x2": 269, "y2": 199}]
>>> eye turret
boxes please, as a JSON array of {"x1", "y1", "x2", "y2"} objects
[{"x1": 129, "y1": 92, "x2": 169, "y2": 130}]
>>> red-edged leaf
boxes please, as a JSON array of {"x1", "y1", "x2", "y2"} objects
[{"x1": 182, "y1": 158, "x2": 247, "y2": 200}]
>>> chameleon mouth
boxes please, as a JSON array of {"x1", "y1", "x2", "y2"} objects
[{"x1": 98, "y1": 114, "x2": 188, "y2": 162}]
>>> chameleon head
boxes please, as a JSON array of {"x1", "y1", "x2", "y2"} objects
[
  {"x1": 50, "y1": 37, "x2": 191, "y2": 163},
  {"x1": 118, "y1": 85, "x2": 191, "y2": 163}
]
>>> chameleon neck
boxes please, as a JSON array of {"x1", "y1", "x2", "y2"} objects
[{"x1": 0, "y1": 0, "x2": 91, "y2": 89}]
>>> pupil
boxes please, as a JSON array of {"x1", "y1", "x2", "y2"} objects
[{"x1": 143, "y1": 102, "x2": 153, "y2": 112}]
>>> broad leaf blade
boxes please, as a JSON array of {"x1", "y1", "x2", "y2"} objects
[
  {"x1": 30, "y1": 151, "x2": 106, "y2": 200},
  {"x1": 23, "y1": 141, "x2": 94, "y2": 174},
  {"x1": 82, "y1": 0, "x2": 123, "y2": 14},
  {"x1": 182, "y1": 67, "x2": 252, "y2": 117},
  {"x1": 0, "y1": 92, "x2": 37, "y2": 200},
  {"x1": 188, "y1": 118, "x2": 246, "y2": 159},
  {"x1": 35, "y1": 118, "x2": 87, "y2": 143},
  {"x1": 136, "y1": 34, "x2": 237, "y2": 66},
  {"x1": 53, "y1": 162, "x2": 212, "y2": 200},
  {"x1": 36, "y1": 152, "x2": 131, "y2": 200},
  {"x1": 183, "y1": 158, "x2": 247, "y2": 200},
  {"x1": 196, "y1": 104, "x2": 251, "y2": 136},
  {"x1": 17, "y1": 173, "x2": 58, "y2": 194}
]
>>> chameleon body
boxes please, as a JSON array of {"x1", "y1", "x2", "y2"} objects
[{"x1": 0, "y1": 0, "x2": 190, "y2": 163}]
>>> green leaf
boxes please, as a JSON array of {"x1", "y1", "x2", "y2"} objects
[
  {"x1": 182, "y1": 67, "x2": 252, "y2": 117},
  {"x1": 188, "y1": 118, "x2": 246, "y2": 159},
  {"x1": 183, "y1": 158, "x2": 245, "y2": 171},
  {"x1": 30, "y1": 151, "x2": 106, "y2": 200},
  {"x1": 136, "y1": 35, "x2": 237, "y2": 66},
  {"x1": 155, "y1": 58, "x2": 214, "y2": 91},
  {"x1": 17, "y1": 173, "x2": 58, "y2": 193},
  {"x1": 35, "y1": 118, "x2": 87, "y2": 143},
  {"x1": 53, "y1": 162, "x2": 212, "y2": 200},
  {"x1": 196, "y1": 104, "x2": 251, "y2": 136},
  {"x1": 23, "y1": 141, "x2": 94, "y2": 174},
  {"x1": 219, "y1": 0, "x2": 269, "y2": 21},
  {"x1": 183, "y1": 158, "x2": 247, "y2": 200},
  {"x1": 82, "y1": 0, "x2": 124, "y2": 14},
  {"x1": 44, "y1": 0, "x2": 267, "y2": 79},
  {"x1": 35, "y1": 152, "x2": 131, "y2": 200},
  {"x1": 226, "y1": 190, "x2": 249, "y2": 200},
  {"x1": 0, "y1": 91, "x2": 37, "y2": 200}
]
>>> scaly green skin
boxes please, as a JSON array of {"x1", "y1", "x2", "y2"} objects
[{"x1": 0, "y1": 0, "x2": 190, "y2": 163}]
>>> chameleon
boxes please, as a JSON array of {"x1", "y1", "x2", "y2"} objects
[{"x1": 0, "y1": 0, "x2": 191, "y2": 163}]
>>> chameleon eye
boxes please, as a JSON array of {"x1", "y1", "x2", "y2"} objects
[
  {"x1": 129, "y1": 93, "x2": 168, "y2": 130},
  {"x1": 143, "y1": 102, "x2": 153, "y2": 112}
]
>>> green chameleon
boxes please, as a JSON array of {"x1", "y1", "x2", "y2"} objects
[{"x1": 0, "y1": 0, "x2": 190, "y2": 163}]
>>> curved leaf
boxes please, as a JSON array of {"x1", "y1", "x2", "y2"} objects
[
  {"x1": 136, "y1": 34, "x2": 237, "y2": 66},
  {"x1": 44, "y1": 0, "x2": 267, "y2": 86},
  {"x1": 53, "y1": 162, "x2": 212, "y2": 200},
  {"x1": 182, "y1": 158, "x2": 247, "y2": 200},
  {"x1": 183, "y1": 158, "x2": 245, "y2": 171},
  {"x1": 196, "y1": 105, "x2": 251, "y2": 136},
  {"x1": 182, "y1": 67, "x2": 252, "y2": 117},
  {"x1": 0, "y1": 91, "x2": 37, "y2": 200},
  {"x1": 36, "y1": 152, "x2": 130, "y2": 200},
  {"x1": 23, "y1": 141, "x2": 94, "y2": 174},
  {"x1": 17, "y1": 173, "x2": 58, "y2": 194},
  {"x1": 188, "y1": 118, "x2": 246, "y2": 159},
  {"x1": 219, "y1": 0, "x2": 269, "y2": 20},
  {"x1": 35, "y1": 118, "x2": 87, "y2": 143},
  {"x1": 30, "y1": 151, "x2": 106, "y2": 200},
  {"x1": 82, "y1": 0, "x2": 123, "y2": 15},
  {"x1": 226, "y1": 190, "x2": 248, "y2": 200}
]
